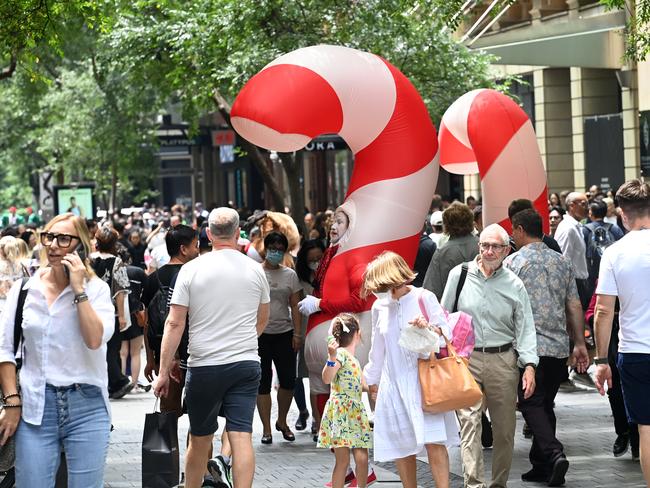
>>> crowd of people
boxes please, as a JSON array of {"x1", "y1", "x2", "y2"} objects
[{"x1": 0, "y1": 179, "x2": 645, "y2": 488}]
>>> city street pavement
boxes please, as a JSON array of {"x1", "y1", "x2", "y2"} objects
[{"x1": 106, "y1": 380, "x2": 646, "y2": 488}]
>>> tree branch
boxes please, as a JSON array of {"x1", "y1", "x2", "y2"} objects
[{"x1": 0, "y1": 54, "x2": 18, "y2": 81}]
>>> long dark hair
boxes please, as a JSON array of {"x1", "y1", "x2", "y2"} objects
[{"x1": 296, "y1": 239, "x2": 326, "y2": 284}]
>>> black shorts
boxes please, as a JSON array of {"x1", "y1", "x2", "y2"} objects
[
  {"x1": 617, "y1": 352, "x2": 650, "y2": 425},
  {"x1": 185, "y1": 361, "x2": 261, "y2": 436},
  {"x1": 258, "y1": 331, "x2": 296, "y2": 394}
]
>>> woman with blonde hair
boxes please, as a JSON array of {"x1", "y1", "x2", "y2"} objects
[
  {"x1": 362, "y1": 251, "x2": 459, "y2": 488},
  {"x1": 0, "y1": 213, "x2": 115, "y2": 486},
  {"x1": 0, "y1": 236, "x2": 29, "y2": 313}
]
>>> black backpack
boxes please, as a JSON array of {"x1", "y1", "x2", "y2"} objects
[
  {"x1": 146, "y1": 271, "x2": 179, "y2": 353},
  {"x1": 584, "y1": 222, "x2": 616, "y2": 266}
]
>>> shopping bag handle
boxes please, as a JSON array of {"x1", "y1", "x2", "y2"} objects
[{"x1": 152, "y1": 397, "x2": 161, "y2": 413}]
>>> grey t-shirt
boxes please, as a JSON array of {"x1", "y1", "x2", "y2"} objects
[
  {"x1": 264, "y1": 266, "x2": 302, "y2": 335},
  {"x1": 171, "y1": 249, "x2": 270, "y2": 367}
]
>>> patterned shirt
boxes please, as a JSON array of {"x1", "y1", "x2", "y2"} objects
[{"x1": 504, "y1": 242, "x2": 578, "y2": 358}]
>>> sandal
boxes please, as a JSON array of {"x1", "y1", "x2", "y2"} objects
[
  {"x1": 275, "y1": 422, "x2": 296, "y2": 441},
  {"x1": 261, "y1": 434, "x2": 273, "y2": 444}
]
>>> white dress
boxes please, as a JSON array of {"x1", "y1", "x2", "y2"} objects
[{"x1": 363, "y1": 286, "x2": 460, "y2": 462}]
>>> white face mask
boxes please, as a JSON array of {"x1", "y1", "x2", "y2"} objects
[
  {"x1": 308, "y1": 261, "x2": 320, "y2": 271},
  {"x1": 372, "y1": 291, "x2": 391, "y2": 301}
]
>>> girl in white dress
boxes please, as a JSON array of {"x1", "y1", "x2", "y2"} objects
[{"x1": 362, "y1": 251, "x2": 459, "y2": 488}]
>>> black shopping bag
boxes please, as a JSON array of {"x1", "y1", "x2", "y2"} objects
[{"x1": 142, "y1": 400, "x2": 180, "y2": 488}]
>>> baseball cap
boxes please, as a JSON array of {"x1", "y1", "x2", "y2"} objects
[{"x1": 430, "y1": 211, "x2": 443, "y2": 227}]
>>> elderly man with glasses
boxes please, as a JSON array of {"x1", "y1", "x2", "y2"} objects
[{"x1": 441, "y1": 223, "x2": 538, "y2": 488}]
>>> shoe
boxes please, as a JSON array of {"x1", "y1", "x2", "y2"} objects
[
  {"x1": 568, "y1": 370, "x2": 595, "y2": 390},
  {"x1": 109, "y1": 381, "x2": 134, "y2": 399},
  {"x1": 523, "y1": 422, "x2": 533, "y2": 439},
  {"x1": 325, "y1": 469, "x2": 356, "y2": 487},
  {"x1": 207, "y1": 455, "x2": 231, "y2": 488},
  {"x1": 547, "y1": 456, "x2": 569, "y2": 487},
  {"x1": 521, "y1": 467, "x2": 548, "y2": 482},
  {"x1": 311, "y1": 421, "x2": 318, "y2": 434},
  {"x1": 201, "y1": 474, "x2": 221, "y2": 487},
  {"x1": 295, "y1": 410, "x2": 310, "y2": 431},
  {"x1": 613, "y1": 432, "x2": 630, "y2": 457},
  {"x1": 137, "y1": 382, "x2": 152, "y2": 392},
  {"x1": 481, "y1": 413, "x2": 493, "y2": 448},
  {"x1": 313, "y1": 434, "x2": 319, "y2": 442},
  {"x1": 349, "y1": 469, "x2": 376, "y2": 487},
  {"x1": 275, "y1": 422, "x2": 296, "y2": 441},
  {"x1": 261, "y1": 434, "x2": 272, "y2": 444}
]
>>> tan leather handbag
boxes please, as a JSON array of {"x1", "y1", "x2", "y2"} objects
[{"x1": 418, "y1": 332, "x2": 482, "y2": 414}]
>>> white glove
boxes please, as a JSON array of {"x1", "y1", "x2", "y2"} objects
[{"x1": 298, "y1": 295, "x2": 321, "y2": 316}]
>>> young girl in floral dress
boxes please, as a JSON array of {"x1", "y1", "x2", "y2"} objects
[{"x1": 318, "y1": 313, "x2": 372, "y2": 488}]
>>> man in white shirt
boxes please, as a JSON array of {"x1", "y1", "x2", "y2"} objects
[
  {"x1": 594, "y1": 179, "x2": 650, "y2": 487},
  {"x1": 554, "y1": 192, "x2": 590, "y2": 308},
  {"x1": 154, "y1": 207, "x2": 270, "y2": 488}
]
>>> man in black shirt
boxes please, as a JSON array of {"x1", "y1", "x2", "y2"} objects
[{"x1": 142, "y1": 224, "x2": 198, "y2": 416}]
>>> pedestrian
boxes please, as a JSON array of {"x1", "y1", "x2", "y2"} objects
[
  {"x1": 294, "y1": 239, "x2": 326, "y2": 436},
  {"x1": 423, "y1": 202, "x2": 478, "y2": 300},
  {"x1": 505, "y1": 209, "x2": 590, "y2": 486},
  {"x1": 0, "y1": 236, "x2": 29, "y2": 313},
  {"x1": 363, "y1": 251, "x2": 458, "y2": 488},
  {"x1": 90, "y1": 226, "x2": 134, "y2": 399},
  {"x1": 154, "y1": 207, "x2": 269, "y2": 488},
  {"x1": 594, "y1": 179, "x2": 650, "y2": 487},
  {"x1": 0, "y1": 213, "x2": 114, "y2": 486},
  {"x1": 554, "y1": 192, "x2": 590, "y2": 308},
  {"x1": 126, "y1": 228, "x2": 146, "y2": 270},
  {"x1": 257, "y1": 231, "x2": 302, "y2": 445},
  {"x1": 319, "y1": 313, "x2": 371, "y2": 488},
  {"x1": 548, "y1": 206, "x2": 565, "y2": 238},
  {"x1": 441, "y1": 224, "x2": 538, "y2": 488}
]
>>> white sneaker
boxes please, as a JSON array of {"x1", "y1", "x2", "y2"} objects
[{"x1": 207, "y1": 455, "x2": 231, "y2": 488}]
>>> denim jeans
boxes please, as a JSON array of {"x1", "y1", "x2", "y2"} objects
[{"x1": 15, "y1": 383, "x2": 111, "y2": 488}]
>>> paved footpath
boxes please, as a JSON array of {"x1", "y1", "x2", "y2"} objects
[{"x1": 106, "y1": 383, "x2": 646, "y2": 488}]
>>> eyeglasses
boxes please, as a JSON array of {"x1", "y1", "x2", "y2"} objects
[
  {"x1": 479, "y1": 242, "x2": 509, "y2": 252},
  {"x1": 40, "y1": 232, "x2": 79, "y2": 248}
]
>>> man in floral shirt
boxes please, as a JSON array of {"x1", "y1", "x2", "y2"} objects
[{"x1": 505, "y1": 209, "x2": 590, "y2": 486}]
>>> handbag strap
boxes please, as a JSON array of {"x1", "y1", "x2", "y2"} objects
[
  {"x1": 452, "y1": 263, "x2": 469, "y2": 313},
  {"x1": 417, "y1": 289, "x2": 429, "y2": 322},
  {"x1": 418, "y1": 289, "x2": 460, "y2": 359}
]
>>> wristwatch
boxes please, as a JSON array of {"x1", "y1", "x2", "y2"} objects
[
  {"x1": 594, "y1": 357, "x2": 609, "y2": 365},
  {"x1": 73, "y1": 292, "x2": 89, "y2": 305}
]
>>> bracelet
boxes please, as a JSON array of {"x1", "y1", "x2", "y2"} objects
[
  {"x1": 326, "y1": 360, "x2": 336, "y2": 367},
  {"x1": 2, "y1": 393, "x2": 20, "y2": 402},
  {"x1": 73, "y1": 292, "x2": 89, "y2": 304},
  {"x1": 594, "y1": 357, "x2": 609, "y2": 365},
  {"x1": 2, "y1": 403, "x2": 22, "y2": 408}
]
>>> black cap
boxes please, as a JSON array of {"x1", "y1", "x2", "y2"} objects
[{"x1": 199, "y1": 225, "x2": 211, "y2": 250}]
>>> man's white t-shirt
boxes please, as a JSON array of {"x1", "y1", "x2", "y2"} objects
[
  {"x1": 171, "y1": 249, "x2": 270, "y2": 367},
  {"x1": 596, "y1": 229, "x2": 650, "y2": 354}
]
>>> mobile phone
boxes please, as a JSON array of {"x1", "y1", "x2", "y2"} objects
[{"x1": 64, "y1": 243, "x2": 87, "y2": 279}]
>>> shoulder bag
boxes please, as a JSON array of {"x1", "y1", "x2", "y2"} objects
[{"x1": 416, "y1": 284, "x2": 482, "y2": 414}]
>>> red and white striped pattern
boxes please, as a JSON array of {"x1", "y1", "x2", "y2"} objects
[
  {"x1": 439, "y1": 89, "x2": 549, "y2": 234},
  {"x1": 231, "y1": 45, "x2": 439, "y2": 391}
]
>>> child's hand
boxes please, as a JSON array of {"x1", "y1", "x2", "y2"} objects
[
  {"x1": 368, "y1": 384, "x2": 378, "y2": 401},
  {"x1": 327, "y1": 336, "x2": 339, "y2": 359}
]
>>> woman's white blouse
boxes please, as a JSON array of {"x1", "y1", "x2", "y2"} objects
[{"x1": 0, "y1": 272, "x2": 115, "y2": 425}]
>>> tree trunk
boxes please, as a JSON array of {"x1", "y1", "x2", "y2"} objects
[
  {"x1": 110, "y1": 159, "x2": 118, "y2": 212},
  {"x1": 211, "y1": 91, "x2": 286, "y2": 211},
  {"x1": 280, "y1": 151, "x2": 306, "y2": 234}
]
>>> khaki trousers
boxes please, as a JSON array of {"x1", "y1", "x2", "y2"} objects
[{"x1": 457, "y1": 349, "x2": 519, "y2": 488}]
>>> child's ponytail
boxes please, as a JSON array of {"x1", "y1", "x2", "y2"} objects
[{"x1": 331, "y1": 313, "x2": 360, "y2": 347}]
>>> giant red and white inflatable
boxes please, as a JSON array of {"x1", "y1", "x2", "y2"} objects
[
  {"x1": 231, "y1": 45, "x2": 439, "y2": 393},
  {"x1": 438, "y1": 88, "x2": 550, "y2": 234}
]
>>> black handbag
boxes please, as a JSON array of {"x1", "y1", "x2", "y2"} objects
[{"x1": 142, "y1": 399, "x2": 180, "y2": 488}]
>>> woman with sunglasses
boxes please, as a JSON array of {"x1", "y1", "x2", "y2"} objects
[{"x1": 0, "y1": 213, "x2": 115, "y2": 487}]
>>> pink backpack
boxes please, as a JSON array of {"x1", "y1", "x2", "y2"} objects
[{"x1": 417, "y1": 263, "x2": 475, "y2": 358}]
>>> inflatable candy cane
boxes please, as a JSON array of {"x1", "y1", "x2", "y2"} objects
[
  {"x1": 439, "y1": 89, "x2": 550, "y2": 234},
  {"x1": 231, "y1": 45, "x2": 439, "y2": 394}
]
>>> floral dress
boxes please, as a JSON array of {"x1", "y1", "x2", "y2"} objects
[{"x1": 317, "y1": 348, "x2": 372, "y2": 449}]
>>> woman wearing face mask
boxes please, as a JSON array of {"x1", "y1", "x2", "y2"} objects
[
  {"x1": 257, "y1": 231, "x2": 303, "y2": 444},
  {"x1": 295, "y1": 239, "x2": 326, "y2": 436},
  {"x1": 362, "y1": 251, "x2": 459, "y2": 488}
]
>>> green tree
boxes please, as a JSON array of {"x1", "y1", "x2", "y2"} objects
[
  {"x1": 600, "y1": 0, "x2": 650, "y2": 60},
  {"x1": 105, "y1": 0, "x2": 503, "y2": 225}
]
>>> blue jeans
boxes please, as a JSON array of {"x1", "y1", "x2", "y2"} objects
[{"x1": 15, "y1": 383, "x2": 111, "y2": 488}]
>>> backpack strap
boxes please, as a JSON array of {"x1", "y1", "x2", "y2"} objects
[
  {"x1": 14, "y1": 276, "x2": 30, "y2": 357},
  {"x1": 452, "y1": 263, "x2": 469, "y2": 313}
]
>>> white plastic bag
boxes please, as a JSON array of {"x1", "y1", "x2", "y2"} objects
[{"x1": 398, "y1": 326, "x2": 440, "y2": 355}]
